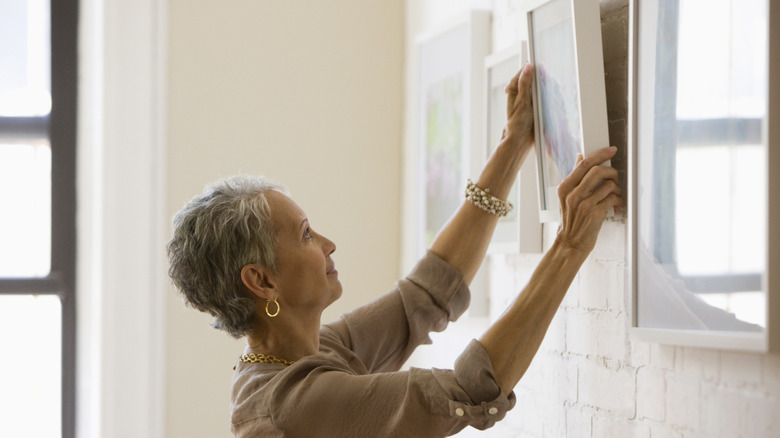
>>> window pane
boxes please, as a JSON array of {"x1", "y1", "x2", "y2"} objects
[
  {"x1": 699, "y1": 292, "x2": 765, "y2": 327},
  {"x1": 675, "y1": 144, "x2": 766, "y2": 276},
  {"x1": 676, "y1": 0, "x2": 767, "y2": 119},
  {"x1": 0, "y1": 0, "x2": 51, "y2": 116},
  {"x1": 0, "y1": 295, "x2": 61, "y2": 438},
  {"x1": 636, "y1": 0, "x2": 768, "y2": 332},
  {"x1": 0, "y1": 141, "x2": 51, "y2": 277},
  {"x1": 673, "y1": 0, "x2": 767, "y2": 278}
]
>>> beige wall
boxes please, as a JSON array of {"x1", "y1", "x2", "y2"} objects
[{"x1": 165, "y1": 2, "x2": 404, "y2": 436}]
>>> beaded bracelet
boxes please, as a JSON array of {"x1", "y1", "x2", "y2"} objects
[{"x1": 464, "y1": 179, "x2": 513, "y2": 217}]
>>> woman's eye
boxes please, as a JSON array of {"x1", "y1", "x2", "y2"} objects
[{"x1": 304, "y1": 228, "x2": 312, "y2": 239}]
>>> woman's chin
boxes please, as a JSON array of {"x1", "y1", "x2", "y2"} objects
[
  {"x1": 332, "y1": 286, "x2": 343, "y2": 302},
  {"x1": 325, "y1": 284, "x2": 343, "y2": 306}
]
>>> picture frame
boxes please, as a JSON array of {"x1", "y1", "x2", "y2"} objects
[
  {"x1": 627, "y1": 0, "x2": 780, "y2": 352},
  {"x1": 413, "y1": 11, "x2": 491, "y2": 257},
  {"x1": 524, "y1": 0, "x2": 610, "y2": 223},
  {"x1": 484, "y1": 43, "x2": 542, "y2": 254}
]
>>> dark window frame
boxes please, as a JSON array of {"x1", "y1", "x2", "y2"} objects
[{"x1": 0, "y1": 1, "x2": 78, "y2": 437}]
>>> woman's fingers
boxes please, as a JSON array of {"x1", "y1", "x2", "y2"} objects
[
  {"x1": 576, "y1": 165, "x2": 619, "y2": 198},
  {"x1": 558, "y1": 161, "x2": 617, "y2": 209},
  {"x1": 556, "y1": 146, "x2": 622, "y2": 252},
  {"x1": 505, "y1": 69, "x2": 521, "y2": 116},
  {"x1": 507, "y1": 64, "x2": 534, "y2": 116},
  {"x1": 558, "y1": 146, "x2": 617, "y2": 198},
  {"x1": 502, "y1": 64, "x2": 535, "y2": 146},
  {"x1": 588, "y1": 178, "x2": 621, "y2": 211}
]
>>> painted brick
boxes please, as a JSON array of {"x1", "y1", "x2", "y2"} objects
[
  {"x1": 650, "y1": 344, "x2": 676, "y2": 371},
  {"x1": 564, "y1": 308, "x2": 628, "y2": 362},
  {"x1": 511, "y1": 386, "x2": 544, "y2": 437},
  {"x1": 533, "y1": 351, "x2": 578, "y2": 406},
  {"x1": 745, "y1": 396, "x2": 780, "y2": 438},
  {"x1": 496, "y1": 402, "x2": 529, "y2": 438},
  {"x1": 561, "y1": 307, "x2": 626, "y2": 362},
  {"x1": 699, "y1": 382, "x2": 749, "y2": 437},
  {"x1": 540, "y1": 404, "x2": 567, "y2": 438},
  {"x1": 590, "y1": 221, "x2": 626, "y2": 260},
  {"x1": 763, "y1": 354, "x2": 780, "y2": 397},
  {"x1": 665, "y1": 372, "x2": 700, "y2": 430},
  {"x1": 567, "y1": 406, "x2": 593, "y2": 438},
  {"x1": 566, "y1": 309, "x2": 592, "y2": 357},
  {"x1": 522, "y1": 358, "x2": 558, "y2": 406},
  {"x1": 563, "y1": 361, "x2": 579, "y2": 406},
  {"x1": 578, "y1": 260, "x2": 609, "y2": 310},
  {"x1": 636, "y1": 367, "x2": 665, "y2": 422},
  {"x1": 593, "y1": 310, "x2": 628, "y2": 360},
  {"x1": 629, "y1": 340, "x2": 651, "y2": 367},
  {"x1": 592, "y1": 415, "x2": 651, "y2": 438},
  {"x1": 680, "y1": 347, "x2": 719, "y2": 383},
  {"x1": 653, "y1": 425, "x2": 688, "y2": 438},
  {"x1": 481, "y1": 421, "x2": 522, "y2": 438},
  {"x1": 605, "y1": 261, "x2": 627, "y2": 312},
  {"x1": 720, "y1": 351, "x2": 762, "y2": 388},
  {"x1": 578, "y1": 359, "x2": 636, "y2": 418}
]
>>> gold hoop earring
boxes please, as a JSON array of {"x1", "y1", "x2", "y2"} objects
[{"x1": 265, "y1": 298, "x2": 280, "y2": 318}]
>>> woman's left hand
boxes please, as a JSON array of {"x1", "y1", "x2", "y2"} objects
[
  {"x1": 502, "y1": 63, "x2": 536, "y2": 152},
  {"x1": 555, "y1": 146, "x2": 622, "y2": 253}
]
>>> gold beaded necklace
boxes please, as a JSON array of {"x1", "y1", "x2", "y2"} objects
[{"x1": 238, "y1": 352, "x2": 295, "y2": 367}]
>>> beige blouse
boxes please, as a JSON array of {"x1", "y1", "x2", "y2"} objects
[{"x1": 230, "y1": 251, "x2": 516, "y2": 437}]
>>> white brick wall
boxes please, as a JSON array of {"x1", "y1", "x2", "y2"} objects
[{"x1": 405, "y1": 0, "x2": 780, "y2": 436}]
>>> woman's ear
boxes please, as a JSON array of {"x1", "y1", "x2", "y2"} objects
[{"x1": 240, "y1": 264, "x2": 275, "y2": 300}]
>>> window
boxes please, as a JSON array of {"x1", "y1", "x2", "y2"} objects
[
  {"x1": 639, "y1": 0, "x2": 767, "y2": 330},
  {"x1": 0, "y1": 1, "x2": 78, "y2": 437},
  {"x1": 674, "y1": 0, "x2": 766, "y2": 293}
]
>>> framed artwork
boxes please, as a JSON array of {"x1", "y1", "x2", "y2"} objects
[
  {"x1": 414, "y1": 11, "x2": 491, "y2": 257},
  {"x1": 525, "y1": 0, "x2": 610, "y2": 223},
  {"x1": 484, "y1": 43, "x2": 542, "y2": 254},
  {"x1": 627, "y1": 0, "x2": 780, "y2": 351}
]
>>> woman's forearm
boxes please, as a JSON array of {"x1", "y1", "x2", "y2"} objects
[
  {"x1": 478, "y1": 239, "x2": 588, "y2": 395},
  {"x1": 477, "y1": 146, "x2": 621, "y2": 395},
  {"x1": 429, "y1": 136, "x2": 532, "y2": 285},
  {"x1": 429, "y1": 65, "x2": 536, "y2": 285}
]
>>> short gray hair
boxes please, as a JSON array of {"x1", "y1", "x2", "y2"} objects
[{"x1": 166, "y1": 175, "x2": 288, "y2": 338}]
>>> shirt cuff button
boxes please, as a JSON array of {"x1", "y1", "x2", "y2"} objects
[
  {"x1": 488, "y1": 407, "x2": 499, "y2": 415},
  {"x1": 455, "y1": 408, "x2": 465, "y2": 417}
]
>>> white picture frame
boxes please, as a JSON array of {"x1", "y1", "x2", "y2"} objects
[
  {"x1": 413, "y1": 11, "x2": 491, "y2": 257},
  {"x1": 525, "y1": 0, "x2": 610, "y2": 223},
  {"x1": 484, "y1": 43, "x2": 543, "y2": 254},
  {"x1": 627, "y1": 0, "x2": 780, "y2": 352}
]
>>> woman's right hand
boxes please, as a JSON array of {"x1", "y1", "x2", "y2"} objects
[
  {"x1": 501, "y1": 63, "x2": 536, "y2": 154},
  {"x1": 555, "y1": 146, "x2": 621, "y2": 253}
]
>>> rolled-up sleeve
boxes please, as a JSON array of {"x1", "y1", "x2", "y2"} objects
[
  {"x1": 262, "y1": 339, "x2": 515, "y2": 437},
  {"x1": 448, "y1": 339, "x2": 516, "y2": 430},
  {"x1": 325, "y1": 251, "x2": 471, "y2": 373}
]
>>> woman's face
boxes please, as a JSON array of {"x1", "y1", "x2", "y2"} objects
[{"x1": 266, "y1": 191, "x2": 342, "y2": 312}]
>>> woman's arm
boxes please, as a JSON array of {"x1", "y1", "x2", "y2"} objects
[
  {"x1": 326, "y1": 250, "x2": 471, "y2": 373},
  {"x1": 429, "y1": 62, "x2": 621, "y2": 394},
  {"x1": 480, "y1": 146, "x2": 621, "y2": 395},
  {"x1": 429, "y1": 64, "x2": 536, "y2": 285}
]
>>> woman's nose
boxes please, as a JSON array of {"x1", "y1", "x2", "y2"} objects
[{"x1": 319, "y1": 233, "x2": 336, "y2": 255}]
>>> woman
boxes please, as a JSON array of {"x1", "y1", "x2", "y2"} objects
[{"x1": 167, "y1": 64, "x2": 621, "y2": 437}]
